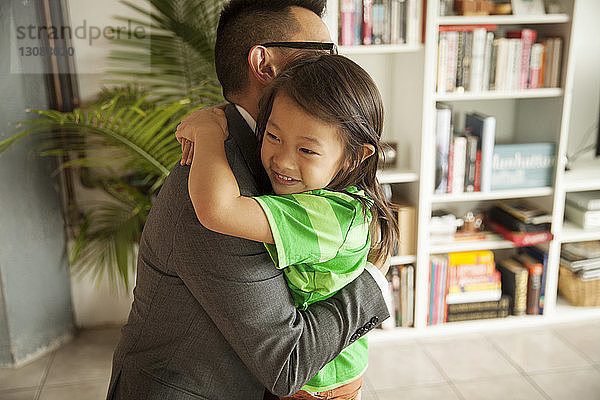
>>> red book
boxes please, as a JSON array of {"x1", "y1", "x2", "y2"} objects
[
  {"x1": 487, "y1": 220, "x2": 553, "y2": 247},
  {"x1": 340, "y1": 0, "x2": 355, "y2": 46},
  {"x1": 362, "y1": 0, "x2": 373, "y2": 45},
  {"x1": 474, "y1": 149, "x2": 482, "y2": 192},
  {"x1": 447, "y1": 140, "x2": 454, "y2": 193},
  {"x1": 506, "y1": 29, "x2": 537, "y2": 90},
  {"x1": 439, "y1": 24, "x2": 499, "y2": 32}
]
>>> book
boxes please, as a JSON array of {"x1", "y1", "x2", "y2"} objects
[
  {"x1": 566, "y1": 191, "x2": 600, "y2": 211},
  {"x1": 390, "y1": 0, "x2": 406, "y2": 44},
  {"x1": 496, "y1": 200, "x2": 553, "y2": 225},
  {"x1": 405, "y1": 0, "x2": 420, "y2": 45},
  {"x1": 362, "y1": 0, "x2": 374, "y2": 45},
  {"x1": 372, "y1": 0, "x2": 385, "y2": 44},
  {"x1": 446, "y1": 295, "x2": 510, "y2": 314},
  {"x1": 450, "y1": 135, "x2": 467, "y2": 194},
  {"x1": 481, "y1": 31, "x2": 495, "y2": 91},
  {"x1": 497, "y1": 258, "x2": 529, "y2": 316},
  {"x1": 353, "y1": 0, "x2": 364, "y2": 45},
  {"x1": 464, "y1": 134, "x2": 479, "y2": 192},
  {"x1": 564, "y1": 203, "x2": 600, "y2": 229},
  {"x1": 390, "y1": 201, "x2": 416, "y2": 256},
  {"x1": 513, "y1": 253, "x2": 543, "y2": 315},
  {"x1": 506, "y1": 38, "x2": 522, "y2": 91},
  {"x1": 506, "y1": 29, "x2": 537, "y2": 90},
  {"x1": 400, "y1": 264, "x2": 414, "y2": 327},
  {"x1": 465, "y1": 112, "x2": 496, "y2": 192},
  {"x1": 549, "y1": 37, "x2": 562, "y2": 88},
  {"x1": 521, "y1": 245, "x2": 549, "y2": 314},
  {"x1": 528, "y1": 43, "x2": 544, "y2": 89},
  {"x1": 340, "y1": 0, "x2": 356, "y2": 46},
  {"x1": 487, "y1": 220, "x2": 554, "y2": 247},
  {"x1": 490, "y1": 143, "x2": 556, "y2": 190},
  {"x1": 448, "y1": 250, "x2": 494, "y2": 265},
  {"x1": 469, "y1": 28, "x2": 487, "y2": 92},
  {"x1": 488, "y1": 206, "x2": 551, "y2": 233},
  {"x1": 446, "y1": 308, "x2": 509, "y2": 322},
  {"x1": 562, "y1": 241, "x2": 600, "y2": 259},
  {"x1": 434, "y1": 105, "x2": 452, "y2": 193},
  {"x1": 494, "y1": 38, "x2": 509, "y2": 91}
]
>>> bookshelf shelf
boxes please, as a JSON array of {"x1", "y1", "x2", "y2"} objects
[
  {"x1": 438, "y1": 14, "x2": 570, "y2": 26},
  {"x1": 563, "y1": 160, "x2": 600, "y2": 192},
  {"x1": 377, "y1": 167, "x2": 419, "y2": 184},
  {"x1": 435, "y1": 88, "x2": 563, "y2": 102},
  {"x1": 559, "y1": 221, "x2": 600, "y2": 243},
  {"x1": 339, "y1": 44, "x2": 423, "y2": 55},
  {"x1": 391, "y1": 255, "x2": 417, "y2": 265},
  {"x1": 430, "y1": 187, "x2": 554, "y2": 203},
  {"x1": 429, "y1": 238, "x2": 515, "y2": 254}
]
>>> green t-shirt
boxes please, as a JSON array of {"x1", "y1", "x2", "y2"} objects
[{"x1": 254, "y1": 186, "x2": 372, "y2": 392}]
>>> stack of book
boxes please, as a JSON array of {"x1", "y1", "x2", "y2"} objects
[
  {"x1": 437, "y1": 26, "x2": 563, "y2": 93},
  {"x1": 486, "y1": 201, "x2": 553, "y2": 246},
  {"x1": 497, "y1": 252, "x2": 545, "y2": 316},
  {"x1": 560, "y1": 241, "x2": 600, "y2": 282},
  {"x1": 434, "y1": 106, "x2": 496, "y2": 193},
  {"x1": 429, "y1": 250, "x2": 504, "y2": 325},
  {"x1": 338, "y1": 0, "x2": 421, "y2": 46},
  {"x1": 565, "y1": 191, "x2": 600, "y2": 230},
  {"x1": 434, "y1": 107, "x2": 556, "y2": 194},
  {"x1": 383, "y1": 264, "x2": 415, "y2": 329}
]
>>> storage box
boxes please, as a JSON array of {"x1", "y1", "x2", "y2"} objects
[
  {"x1": 558, "y1": 265, "x2": 600, "y2": 307},
  {"x1": 490, "y1": 143, "x2": 556, "y2": 190}
]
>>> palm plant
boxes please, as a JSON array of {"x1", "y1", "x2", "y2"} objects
[{"x1": 0, "y1": 0, "x2": 227, "y2": 291}]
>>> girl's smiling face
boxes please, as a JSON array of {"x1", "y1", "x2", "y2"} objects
[{"x1": 261, "y1": 94, "x2": 346, "y2": 195}]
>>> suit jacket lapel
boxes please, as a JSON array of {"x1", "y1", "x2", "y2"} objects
[{"x1": 224, "y1": 103, "x2": 271, "y2": 194}]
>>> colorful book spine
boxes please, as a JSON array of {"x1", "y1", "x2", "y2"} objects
[
  {"x1": 497, "y1": 258, "x2": 528, "y2": 316},
  {"x1": 362, "y1": 0, "x2": 373, "y2": 45},
  {"x1": 514, "y1": 253, "x2": 543, "y2": 315},
  {"x1": 487, "y1": 220, "x2": 554, "y2": 247},
  {"x1": 340, "y1": 0, "x2": 355, "y2": 46},
  {"x1": 521, "y1": 245, "x2": 548, "y2": 314},
  {"x1": 353, "y1": 0, "x2": 364, "y2": 45}
]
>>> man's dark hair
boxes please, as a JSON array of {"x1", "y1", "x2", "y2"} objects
[{"x1": 215, "y1": 0, "x2": 327, "y2": 100}]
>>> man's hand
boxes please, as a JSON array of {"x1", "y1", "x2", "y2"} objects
[{"x1": 176, "y1": 105, "x2": 228, "y2": 166}]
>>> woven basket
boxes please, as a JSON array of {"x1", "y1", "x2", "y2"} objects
[{"x1": 558, "y1": 265, "x2": 600, "y2": 307}]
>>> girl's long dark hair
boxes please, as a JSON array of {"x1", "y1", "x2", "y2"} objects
[{"x1": 256, "y1": 53, "x2": 398, "y2": 265}]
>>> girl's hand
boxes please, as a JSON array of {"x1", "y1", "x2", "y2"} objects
[{"x1": 176, "y1": 105, "x2": 228, "y2": 165}]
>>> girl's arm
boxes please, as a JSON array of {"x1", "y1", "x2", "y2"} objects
[{"x1": 176, "y1": 107, "x2": 274, "y2": 244}]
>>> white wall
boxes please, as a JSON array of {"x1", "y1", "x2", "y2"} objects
[{"x1": 566, "y1": 0, "x2": 600, "y2": 161}]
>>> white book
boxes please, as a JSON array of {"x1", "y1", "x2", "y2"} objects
[
  {"x1": 469, "y1": 28, "x2": 487, "y2": 92},
  {"x1": 451, "y1": 136, "x2": 467, "y2": 194},
  {"x1": 435, "y1": 106, "x2": 452, "y2": 193},
  {"x1": 564, "y1": 203, "x2": 600, "y2": 229},
  {"x1": 506, "y1": 39, "x2": 522, "y2": 91},
  {"x1": 446, "y1": 289, "x2": 502, "y2": 305},
  {"x1": 445, "y1": 31, "x2": 459, "y2": 93},
  {"x1": 437, "y1": 32, "x2": 448, "y2": 93},
  {"x1": 481, "y1": 31, "x2": 495, "y2": 91},
  {"x1": 529, "y1": 43, "x2": 544, "y2": 89},
  {"x1": 566, "y1": 191, "x2": 600, "y2": 211},
  {"x1": 544, "y1": 38, "x2": 555, "y2": 88},
  {"x1": 406, "y1": 0, "x2": 420, "y2": 45},
  {"x1": 494, "y1": 38, "x2": 509, "y2": 91}
]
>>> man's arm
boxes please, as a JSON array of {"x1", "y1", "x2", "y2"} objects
[{"x1": 172, "y1": 200, "x2": 389, "y2": 396}]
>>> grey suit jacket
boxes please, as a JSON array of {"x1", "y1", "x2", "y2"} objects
[{"x1": 106, "y1": 104, "x2": 389, "y2": 400}]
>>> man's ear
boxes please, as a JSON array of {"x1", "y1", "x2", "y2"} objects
[
  {"x1": 361, "y1": 144, "x2": 376, "y2": 163},
  {"x1": 248, "y1": 45, "x2": 276, "y2": 86}
]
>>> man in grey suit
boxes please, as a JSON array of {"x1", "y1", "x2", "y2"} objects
[{"x1": 107, "y1": 1, "x2": 390, "y2": 399}]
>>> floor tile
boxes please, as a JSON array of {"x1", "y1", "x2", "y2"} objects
[
  {"x1": 530, "y1": 367, "x2": 600, "y2": 400},
  {"x1": 361, "y1": 391, "x2": 378, "y2": 400},
  {"x1": 376, "y1": 383, "x2": 461, "y2": 400},
  {"x1": 44, "y1": 328, "x2": 119, "y2": 386},
  {"x1": 39, "y1": 380, "x2": 109, "y2": 400},
  {"x1": 487, "y1": 328, "x2": 591, "y2": 373},
  {"x1": 553, "y1": 320, "x2": 600, "y2": 364},
  {"x1": 365, "y1": 342, "x2": 446, "y2": 391},
  {"x1": 0, "y1": 354, "x2": 51, "y2": 390},
  {"x1": 0, "y1": 389, "x2": 38, "y2": 400},
  {"x1": 420, "y1": 335, "x2": 519, "y2": 381},
  {"x1": 453, "y1": 374, "x2": 546, "y2": 400}
]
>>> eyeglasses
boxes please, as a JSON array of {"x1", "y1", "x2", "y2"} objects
[{"x1": 261, "y1": 41, "x2": 338, "y2": 55}]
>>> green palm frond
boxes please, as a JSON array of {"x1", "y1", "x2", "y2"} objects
[
  {"x1": 70, "y1": 180, "x2": 151, "y2": 291},
  {"x1": 107, "y1": 0, "x2": 227, "y2": 102}
]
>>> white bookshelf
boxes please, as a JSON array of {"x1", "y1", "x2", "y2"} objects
[{"x1": 325, "y1": 0, "x2": 600, "y2": 334}]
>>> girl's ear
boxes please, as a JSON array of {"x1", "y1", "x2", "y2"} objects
[
  {"x1": 361, "y1": 143, "x2": 376, "y2": 163},
  {"x1": 248, "y1": 45, "x2": 276, "y2": 86}
]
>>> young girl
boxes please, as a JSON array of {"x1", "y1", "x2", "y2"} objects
[{"x1": 177, "y1": 54, "x2": 397, "y2": 399}]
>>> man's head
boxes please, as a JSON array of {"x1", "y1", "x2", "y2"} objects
[{"x1": 215, "y1": 0, "x2": 331, "y2": 103}]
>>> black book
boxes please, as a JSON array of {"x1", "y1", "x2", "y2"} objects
[{"x1": 488, "y1": 206, "x2": 551, "y2": 233}]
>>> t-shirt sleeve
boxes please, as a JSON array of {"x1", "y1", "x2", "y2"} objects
[{"x1": 253, "y1": 192, "x2": 359, "y2": 269}]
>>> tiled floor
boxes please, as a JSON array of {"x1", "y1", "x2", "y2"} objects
[{"x1": 1, "y1": 319, "x2": 600, "y2": 399}]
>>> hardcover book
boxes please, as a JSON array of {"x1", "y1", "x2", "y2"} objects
[
  {"x1": 465, "y1": 112, "x2": 496, "y2": 192},
  {"x1": 487, "y1": 220, "x2": 553, "y2": 247},
  {"x1": 566, "y1": 191, "x2": 600, "y2": 211},
  {"x1": 488, "y1": 205, "x2": 551, "y2": 233},
  {"x1": 490, "y1": 143, "x2": 556, "y2": 190},
  {"x1": 513, "y1": 253, "x2": 543, "y2": 315},
  {"x1": 497, "y1": 200, "x2": 553, "y2": 225},
  {"x1": 497, "y1": 258, "x2": 529, "y2": 316}
]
